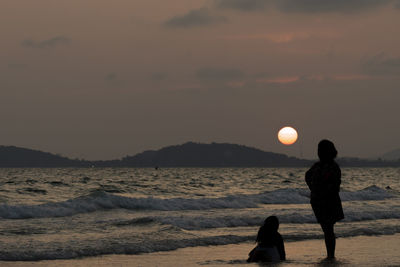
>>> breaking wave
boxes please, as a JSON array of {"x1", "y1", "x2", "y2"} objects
[{"x1": 0, "y1": 185, "x2": 394, "y2": 219}]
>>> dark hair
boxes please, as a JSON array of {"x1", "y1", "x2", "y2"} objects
[
  {"x1": 318, "y1": 139, "x2": 337, "y2": 162},
  {"x1": 256, "y1": 216, "x2": 279, "y2": 243}
]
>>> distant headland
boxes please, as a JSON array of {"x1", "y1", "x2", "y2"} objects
[{"x1": 0, "y1": 142, "x2": 399, "y2": 168}]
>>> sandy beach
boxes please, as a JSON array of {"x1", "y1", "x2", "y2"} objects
[{"x1": 1, "y1": 234, "x2": 399, "y2": 267}]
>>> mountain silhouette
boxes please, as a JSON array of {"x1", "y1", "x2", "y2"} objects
[
  {"x1": 381, "y1": 148, "x2": 400, "y2": 161},
  {"x1": 0, "y1": 142, "x2": 399, "y2": 168},
  {"x1": 0, "y1": 146, "x2": 88, "y2": 167},
  {"x1": 117, "y1": 142, "x2": 310, "y2": 167}
]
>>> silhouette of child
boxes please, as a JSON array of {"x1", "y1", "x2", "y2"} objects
[{"x1": 247, "y1": 216, "x2": 286, "y2": 262}]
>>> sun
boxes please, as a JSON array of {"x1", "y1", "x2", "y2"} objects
[{"x1": 278, "y1": 126, "x2": 298, "y2": 145}]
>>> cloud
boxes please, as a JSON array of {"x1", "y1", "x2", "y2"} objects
[
  {"x1": 215, "y1": 0, "x2": 394, "y2": 13},
  {"x1": 257, "y1": 76, "x2": 300, "y2": 84},
  {"x1": 21, "y1": 36, "x2": 70, "y2": 49},
  {"x1": 363, "y1": 53, "x2": 400, "y2": 75},
  {"x1": 276, "y1": 0, "x2": 393, "y2": 13},
  {"x1": 333, "y1": 74, "x2": 371, "y2": 81},
  {"x1": 215, "y1": 0, "x2": 269, "y2": 11},
  {"x1": 255, "y1": 74, "x2": 371, "y2": 84},
  {"x1": 221, "y1": 32, "x2": 312, "y2": 43},
  {"x1": 196, "y1": 67, "x2": 245, "y2": 83},
  {"x1": 164, "y1": 8, "x2": 227, "y2": 28}
]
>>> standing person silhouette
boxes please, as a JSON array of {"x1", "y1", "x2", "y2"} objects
[{"x1": 305, "y1": 140, "x2": 344, "y2": 259}]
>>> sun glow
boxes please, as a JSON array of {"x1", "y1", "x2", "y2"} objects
[{"x1": 278, "y1": 127, "x2": 298, "y2": 145}]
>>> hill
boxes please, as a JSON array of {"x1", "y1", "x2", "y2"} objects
[
  {"x1": 0, "y1": 146, "x2": 89, "y2": 167},
  {"x1": 381, "y1": 148, "x2": 400, "y2": 161},
  {"x1": 114, "y1": 142, "x2": 311, "y2": 167},
  {"x1": 1, "y1": 142, "x2": 399, "y2": 168}
]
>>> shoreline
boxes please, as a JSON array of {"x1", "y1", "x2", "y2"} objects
[{"x1": 1, "y1": 234, "x2": 399, "y2": 266}]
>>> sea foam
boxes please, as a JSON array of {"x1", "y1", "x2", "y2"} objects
[{"x1": 0, "y1": 185, "x2": 394, "y2": 219}]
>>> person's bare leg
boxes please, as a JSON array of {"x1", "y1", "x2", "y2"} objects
[{"x1": 321, "y1": 223, "x2": 335, "y2": 258}]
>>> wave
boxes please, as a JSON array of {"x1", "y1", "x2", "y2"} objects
[
  {"x1": 17, "y1": 187, "x2": 47, "y2": 195},
  {"x1": 111, "y1": 217, "x2": 156, "y2": 226},
  {"x1": 156, "y1": 204, "x2": 400, "y2": 230},
  {"x1": 340, "y1": 185, "x2": 394, "y2": 201},
  {"x1": 0, "y1": 234, "x2": 248, "y2": 261},
  {"x1": 1, "y1": 227, "x2": 399, "y2": 261},
  {"x1": 0, "y1": 185, "x2": 395, "y2": 219}
]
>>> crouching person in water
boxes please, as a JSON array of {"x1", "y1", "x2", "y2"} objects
[{"x1": 247, "y1": 216, "x2": 286, "y2": 262}]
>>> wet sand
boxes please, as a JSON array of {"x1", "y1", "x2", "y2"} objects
[{"x1": 2, "y1": 234, "x2": 399, "y2": 266}]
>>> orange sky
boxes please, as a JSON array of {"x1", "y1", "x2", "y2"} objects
[{"x1": 1, "y1": 0, "x2": 400, "y2": 159}]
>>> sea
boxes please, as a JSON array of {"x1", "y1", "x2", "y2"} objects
[{"x1": 0, "y1": 167, "x2": 399, "y2": 261}]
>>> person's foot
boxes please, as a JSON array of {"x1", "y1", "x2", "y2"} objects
[{"x1": 321, "y1": 256, "x2": 336, "y2": 263}]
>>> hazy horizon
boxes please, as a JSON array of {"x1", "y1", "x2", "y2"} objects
[{"x1": 1, "y1": 0, "x2": 400, "y2": 160}]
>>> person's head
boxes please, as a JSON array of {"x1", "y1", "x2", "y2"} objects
[
  {"x1": 263, "y1": 216, "x2": 279, "y2": 231},
  {"x1": 256, "y1": 216, "x2": 279, "y2": 243},
  {"x1": 318, "y1": 139, "x2": 337, "y2": 162}
]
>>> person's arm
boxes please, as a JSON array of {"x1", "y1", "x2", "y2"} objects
[
  {"x1": 305, "y1": 163, "x2": 318, "y2": 191},
  {"x1": 305, "y1": 165, "x2": 314, "y2": 190},
  {"x1": 247, "y1": 246, "x2": 256, "y2": 262},
  {"x1": 326, "y1": 164, "x2": 341, "y2": 193},
  {"x1": 276, "y1": 233, "x2": 286, "y2": 260}
]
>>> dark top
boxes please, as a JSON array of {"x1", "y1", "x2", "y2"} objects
[
  {"x1": 258, "y1": 231, "x2": 286, "y2": 260},
  {"x1": 305, "y1": 160, "x2": 344, "y2": 224}
]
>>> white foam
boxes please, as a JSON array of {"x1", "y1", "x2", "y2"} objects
[
  {"x1": 157, "y1": 203, "x2": 400, "y2": 230},
  {"x1": 340, "y1": 185, "x2": 393, "y2": 201},
  {"x1": 0, "y1": 186, "x2": 394, "y2": 219}
]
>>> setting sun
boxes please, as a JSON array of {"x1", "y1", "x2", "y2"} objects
[{"x1": 278, "y1": 126, "x2": 298, "y2": 145}]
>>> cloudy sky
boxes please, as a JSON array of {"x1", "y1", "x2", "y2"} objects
[{"x1": 1, "y1": 0, "x2": 400, "y2": 160}]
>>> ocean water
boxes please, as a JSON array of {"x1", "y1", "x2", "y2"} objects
[{"x1": 0, "y1": 167, "x2": 399, "y2": 261}]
